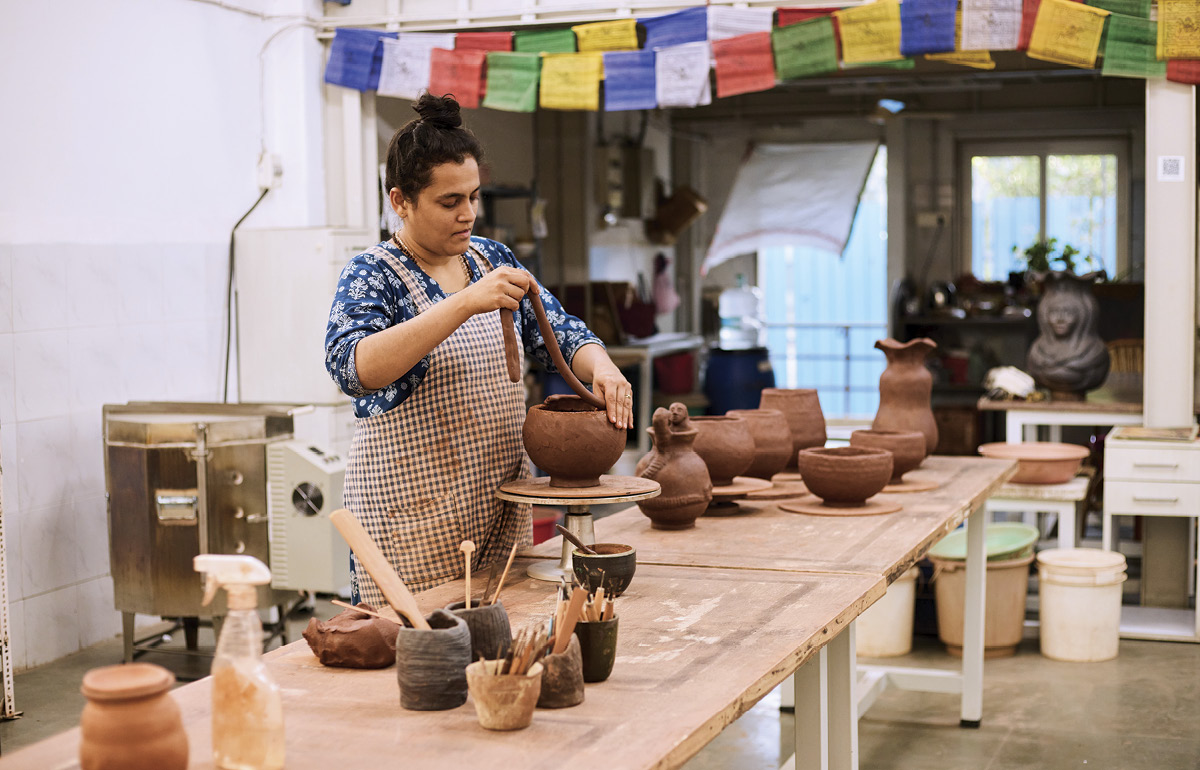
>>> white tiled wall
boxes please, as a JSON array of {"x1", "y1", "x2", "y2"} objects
[{"x1": 0, "y1": 242, "x2": 228, "y2": 671}]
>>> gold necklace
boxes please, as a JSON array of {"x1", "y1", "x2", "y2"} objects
[{"x1": 392, "y1": 234, "x2": 472, "y2": 285}]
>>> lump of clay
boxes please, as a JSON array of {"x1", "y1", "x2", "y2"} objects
[{"x1": 303, "y1": 604, "x2": 400, "y2": 669}]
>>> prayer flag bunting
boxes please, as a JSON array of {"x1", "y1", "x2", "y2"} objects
[
  {"x1": 1102, "y1": 13, "x2": 1166, "y2": 77},
  {"x1": 429, "y1": 48, "x2": 486, "y2": 108},
  {"x1": 835, "y1": 2, "x2": 905, "y2": 63},
  {"x1": 901, "y1": 0, "x2": 958, "y2": 55},
  {"x1": 656, "y1": 41, "x2": 714, "y2": 107},
  {"x1": 377, "y1": 33, "x2": 454, "y2": 100},
  {"x1": 713, "y1": 31, "x2": 776, "y2": 97},
  {"x1": 844, "y1": 58, "x2": 917, "y2": 69},
  {"x1": 514, "y1": 28, "x2": 576, "y2": 54},
  {"x1": 1088, "y1": 0, "x2": 1150, "y2": 16},
  {"x1": 572, "y1": 19, "x2": 639, "y2": 52},
  {"x1": 709, "y1": 7, "x2": 776, "y2": 41},
  {"x1": 1019, "y1": 0, "x2": 1041, "y2": 48},
  {"x1": 961, "y1": 0, "x2": 1023, "y2": 50},
  {"x1": 455, "y1": 32, "x2": 513, "y2": 52},
  {"x1": 1167, "y1": 58, "x2": 1200, "y2": 82},
  {"x1": 1028, "y1": 0, "x2": 1109, "y2": 67},
  {"x1": 772, "y1": 17, "x2": 840, "y2": 79},
  {"x1": 926, "y1": 12, "x2": 998, "y2": 67},
  {"x1": 539, "y1": 52, "x2": 604, "y2": 110},
  {"x1": 482, "y1": 52, "x2": 540, "y2": 112},
  {"x1": 603, "y1": 50, "x2": 657, "y2": 111},
  {"x1": 778, "y1": 7, "x2": 842, "y2": 26},
  {"x1": 1158, "y1": 0, "x2": 1200, "y2": 59},
  {"x1": 325, "y1": 28, "x2": 396, "y2": 91},
  {"x1": 640, "y1": 7, "x2": 708, "y2": 49}
]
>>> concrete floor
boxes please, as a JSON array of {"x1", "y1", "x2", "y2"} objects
[{"x1": 2, "y1": 605, "x2": 1198, "y2": 770}]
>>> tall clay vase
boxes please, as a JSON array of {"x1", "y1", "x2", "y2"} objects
[
  {"x1": 759, "y1": 389, "x2": 826, "y2": 470},
  {"x1": 80, "y1": 663, "x2": 189, "y2": 770},
  {"x1": 727, "y1": 408, "x2": 793, "y2": 479},
  {"x1": 1026, "y1": 271, "x2": 1110, "y2": 401},
  {"x1": 636, "y1": 404, "x2": 713, "y2": 530},
  {"x1": 872, "y1": 338, "x2": 939, "y2": 456}
]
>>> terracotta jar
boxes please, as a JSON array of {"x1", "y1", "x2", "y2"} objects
[
  {"x1": 727, "y1": 408, "x2": 793, "y2": 479},
  {"x1": 79, "y1": 663, "x2": 189, "y2": 770},
  {"x1": 850, "y1": 429, "x2": 926, "y2": 482},
  {"x1": 796, "y1": 447, "x2": 893, "y2": 504},
  {"x1": 758, "y1": 389, "x2": 826, "y2": 469},
  {"x1": 523, "y1": 395, "x2": 625, "y2": 487},
  {"x1": 636, "y1": 404, "x2": 713, "y2": 529},
  {"x1": 872, "y1": 338, "x2": 939, "y2": 456},
  {"x1": 690, "y1": 415, "x2": 756, "y2": 486}
]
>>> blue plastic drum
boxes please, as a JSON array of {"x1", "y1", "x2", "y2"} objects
[{"x1": 704, "y1": 348, "x2": 776, "y2": 415}]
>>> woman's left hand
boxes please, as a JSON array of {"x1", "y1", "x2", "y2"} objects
[{"x1": 591, "y1": 363, "x2": 633, "y2": 430}]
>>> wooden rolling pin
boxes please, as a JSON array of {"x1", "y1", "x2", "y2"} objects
[{"x1": 330, "y1": 509, "x2": 430, "y2": 630}]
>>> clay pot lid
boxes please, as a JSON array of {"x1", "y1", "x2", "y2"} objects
[
  {"x1": 977, "y1": 442, "x2": 1090, "y2": 461},
  {"x1": 81, "y1": 663, "x2": 174, "y2": 701}
]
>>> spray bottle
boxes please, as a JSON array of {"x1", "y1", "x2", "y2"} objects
[{"x1": 194, "y1": 555, "x2": 285, "y2": 770}]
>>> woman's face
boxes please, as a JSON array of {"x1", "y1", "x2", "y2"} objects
[
  {"x1": 1047, "y1": 307, "x2": 1078, "y2": 338},
  {"x1": 392, "y1": 157, "x2": 480, "y2": 257}
]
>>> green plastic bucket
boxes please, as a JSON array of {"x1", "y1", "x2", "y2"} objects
[{"x1": 927, "y1": 522, "x2": 1040, "y2": 562}]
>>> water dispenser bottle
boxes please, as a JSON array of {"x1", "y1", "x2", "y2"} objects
[{"x1": 717, "y1": 274, "x2": 764, "y2": 350}]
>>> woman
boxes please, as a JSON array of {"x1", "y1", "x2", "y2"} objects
[{"x1": 325, "y1": 93, "x2": 633, "y2": 604}]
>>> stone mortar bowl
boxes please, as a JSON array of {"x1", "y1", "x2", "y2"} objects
[
  {"x1": 796, "y1": 447, "x2": 894, "y2": 505},
  {"x1": 690, "y1": 415, "x2": 756, "y2": 486},
  {"x1": 524, "y1": 395, "x2": 625, "y2": 488},
  {"x1": 850, "y1": 430, "x2": 926, "y2": 482},
  {"x1": 572, "y1": 543, "x2": 636, "y2": 598}
]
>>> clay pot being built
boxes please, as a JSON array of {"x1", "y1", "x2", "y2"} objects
[
  {"x1": 727, "y1": 408, "x2": 793, "y2": 479},
  {"x1": 758, "y1": 389, "x2": 827, "y2": 469},
  {"x1": 79, "y1": 663, "x2": 189, "y2": 770},
  {"x1": 523, "y1": 395, "x2": 625, "y2": 488},
  {"x1": 796, "y1": 447, "x2": 894, "y2": 505},
  {"x1": 850, "y1": 430, "x2": 926, "y2": 482},
  {"x1": 690, "y1": 415, "x2": 756, "y2": 486},
  {"x1": 635, "y1": 403, "x2": 713, "y2": 529},
  {"x1": 872, "y1": 338, "x2": 939, "y2": 456}
]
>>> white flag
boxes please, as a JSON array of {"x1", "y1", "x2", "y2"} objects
[{"x1": 655, "y1": 41, "x2": 713, "y2": 108}]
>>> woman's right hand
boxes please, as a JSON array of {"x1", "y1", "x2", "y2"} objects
[{"x1": 461, "y1": 266, "x2": 539, "y2": 315}]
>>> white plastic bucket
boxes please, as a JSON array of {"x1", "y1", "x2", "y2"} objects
[
  {"x1": 856, "y1": 567, "x2": 919, "y2": 658},
  {"x1": 1037, "y1": 548, "x2": 1127, "y2": 662}
]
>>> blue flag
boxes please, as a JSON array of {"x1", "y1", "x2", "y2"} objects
[
  {"x1": 324, "y1": 28, "x2": 397, "y2": 91},
  {"x1": 640, "y1": 6, "x2": 708, "y2": 49},
  {"x1": 899, "y1": 0, "x2": 957, "y2": 56},
  {"x1": 604, "y1": 50, "x2": 657, "y2": 111}
]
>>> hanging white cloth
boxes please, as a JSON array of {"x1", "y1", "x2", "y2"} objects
[{"x1": 702, "y1": 141, "x2": 880, "y2": 274}]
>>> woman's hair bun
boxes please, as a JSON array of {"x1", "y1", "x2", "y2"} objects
[{"x1": 413, "y1": 93, "x2": 463, "y2": 130}]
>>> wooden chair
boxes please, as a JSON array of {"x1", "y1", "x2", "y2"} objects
[{"x1": 1107, "y1": 338, "x2": 1144, "y2": 375}]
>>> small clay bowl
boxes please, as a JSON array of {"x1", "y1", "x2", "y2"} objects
[
  {"x1": 796, "y1": 446, "x2": 893, "y2": 505},
  {"x1": 727, "y1": 408, "x2": 794, "y2": 480},
  {"x1": 446, "y1": 600, "x2": 511, "y2": 663},
  {"x1": 574, "y1": 616, "x2": 619, "y2": 683},
  {"x1": 977, "y1": 442, "x2": 1090, "y2": 484},
  {"x1": 850, "y1": 430, "x2": 926, "y2": 482},
  {"x1": 523, "y1": 395, "x2": 625, "y2": 488},
  {"x1": 571, "y1": 543, "x2": 636, "y2": 598},
  {"x1": 690, "y1": 415, "x2": 756, "y2": 486},
  {"x1": 466, "y1": 661, "x2": 544, "y2": 731}
]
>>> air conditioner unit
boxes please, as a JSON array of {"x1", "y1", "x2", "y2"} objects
[{"x1": 267, "y1": 440, "x2": 350, "y2": 595}]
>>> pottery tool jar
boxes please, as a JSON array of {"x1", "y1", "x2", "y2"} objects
[
  {"x1": 394, "y1": 609, "x2": 472, "y2": 711},
  {"x1": 572, "y1": 543, "x2": 637, "y2": 597},
  {"x1": 466, "y1": 661, "x2": 545, "y2": 731},
  {"x1": 445, "y1": 599, "x2": 512, "y2": 662},
  {"x1": 574, "y1": 616, "x2": 619, "y2": 683},
  {"x1": 537, "y1": 635, "x2": 585, "y2": 708},
  {"x1": 79, "y1": 663, "x2": 189, "y2": 770}
]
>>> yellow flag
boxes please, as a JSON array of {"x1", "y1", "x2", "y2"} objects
[
  {"x1": 1027, "y1": 0, "x2": 1109, "y2": 67},
  {"x1": 835, "y1": 1, "x2": 904, "y2": 64},
  {"x1": 571, "y1": 19, "x2": 639, "y2": 52},
  {"x1": 926, "y1": 12, "x2": 997, "y2": 69},
  {"x1": 539, "y1": 53, "x2": 604, "y2": 110},
  {"x1": 1158, "y1": 0, "x2": 1200, "y2": 59}
]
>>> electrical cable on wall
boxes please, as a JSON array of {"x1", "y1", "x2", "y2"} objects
[{"x1": 222, "y1": 189, "x2": 269, "y2": 403}]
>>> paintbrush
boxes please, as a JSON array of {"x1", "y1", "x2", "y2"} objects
[{"x1": 488, "y1": 539, "x2": 521, "y2": 605}]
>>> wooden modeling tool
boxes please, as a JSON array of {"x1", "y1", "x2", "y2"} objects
[
  {"x1": 555, "y1": 524, "x2": 598, "y2": 555},
  {"x1": 460, "y1": 540, "x2": 476, "y2": 609},
  {"x1": 330, "y1": 599, "x2": 403, "y2": 626},
  {"x1": 552, "y1": 588, "x2": 587, "y2": 655},
  {"x1": 330, "y1": 509, "x2": 430, "y2": 630},
  {"x1": 489, "y1": 539, "x2": 521, "y2": 605}
]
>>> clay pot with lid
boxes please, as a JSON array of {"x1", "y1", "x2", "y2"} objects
[
  {"x1": 635, "y1": 403, "x2": 713, "y2": 529},
  {"x1": 796, "y1": 447, "x2": 893, "y2": 505},
  {"x1": 758, "y1": 389, "x2": 826, "y2": 469},
  {"x1": 690, "y1": 415, "x2": 756, "y2": 486},
  {"x1": 79, "y1": 663, "x2": 189, "y2": 770},
  {"x1": 727, "y1": 408, "x2": 793, "y2": 480},
  {"x1": 872, "y1": 338, "x2": 939, "y2": 455},
  {"x1": 850, "y1": 429, "x2": 926, "y2": 482},
  {"x1": 524, "y1": 395, "x2": 625, "y2": 487}
]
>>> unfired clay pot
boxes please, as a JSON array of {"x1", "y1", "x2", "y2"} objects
[
  {"x1": 872, "y1": 338, "x2": 939, "y2": 456},
  {"x1": 690, "y1": 415, "x2": 756, "y2": 486},
  {"x1": 79, "y1": 663, "x2": 189, "y2": 770},
  {"x1": 796, "y1": 447, "x2": 893, "y2": 505},
  {"x1": 635, "y1": 404, "x2": 713, "y2": 529},
  {"x1": 850, "y1": 429, "x2": 926, "y2": 482},
  {"x1": 759, "y1": 389, "x2": 826, "y2": 469},
  {"x1": 727, "y1": 408, "x2": 793, "y2": 479},
  {"x1": 524, "y1": 395, "x2": 625, "y2": 487}
]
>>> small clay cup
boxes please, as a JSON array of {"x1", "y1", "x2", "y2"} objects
[
  {"x1": 80, "y1": 663, "x2": 188, "y2": 770},
  {"x1": 690, "y1": 415, "x2": 756, "y2": 486},
  {"x1": 536, "y1": 634, "x2": 585, "y2": 709},
  {"x1": 466, "y1": 661, "x2": 544, "y2": 731},
  {"x1": 728, "y1": 408, "x2": 793, "y2": 479},
  {"x1": 523, "y1": 394, "x2": 625, "y2": 487},
  {"x1": 572, "y1": 543, "x2": 636, "y2": 598},
  {"x1": 574, "y1": 616, "x2": 619, "y2": 683},
  {"x1": 395, "y1": 608, "x2": 471, "y2": 711},
  {"x1": 796, "y1": 447, "x2": 893, "y2": 505},
  {"x1": 446, "y1": 599, "x2": 512, "y2": 663},
  {"x1": 759, "y1": 388, "x2": 827, "y2": 469},
  {"x1": 850, "y1": 430, "x2": 925, "y2": 482}
]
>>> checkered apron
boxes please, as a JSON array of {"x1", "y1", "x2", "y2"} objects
[{"x1": 344, "y1": 244, "x2": 532, "y2": 602}]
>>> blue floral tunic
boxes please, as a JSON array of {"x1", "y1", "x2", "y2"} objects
[{"x1": 325, "y1": 236, "x2": 602, "y2": 418}]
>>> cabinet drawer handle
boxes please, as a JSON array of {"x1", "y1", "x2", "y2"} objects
[
  {"x1": 1132, "y1": 496, "x2": 1179, "y2": 504},
  {"x1": 1133, "y1": 462, "x2": 1179, "y2": 469}
]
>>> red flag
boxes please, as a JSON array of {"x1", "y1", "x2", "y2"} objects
[
  {"x1": 428, "y1": 48, "x2": 487, "y2": 108},
  {"x1": 777, "y1": 7, "x2": 842, "y2": 58},
  {"x1": 713, "y1": 31, "x2": 776, "y2": 98},
  {"x1": 1168, "y1": 60, "x2": 1200, "y2": 84},
  {"x1": 455, "y1": 32, "x2": 513, "y2": 52}
]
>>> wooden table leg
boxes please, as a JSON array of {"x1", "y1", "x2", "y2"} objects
[
  {"x1": 790, "y1": 647, "x2": 828, "y2": 770},
  {"x1": 827, "y1": 622, "x2": 858, "y2": 770},
  {"x1": 961, "y1": 504, "x2": 987, "y2": 727}
]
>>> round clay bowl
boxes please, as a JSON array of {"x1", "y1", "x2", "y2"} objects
[
  {"x1": 796, "y1": 446, "x2": 893, "y2": 505},
  {"x1": 977, "y1": 442, "x2": 1089, "y2": 485},
  {"x1": 523, "y1": 395, "x2": 625, "y2": 488},
  {"x1": 727, "y1": 408, "x2": 793, "y2": 480},
  {"x1": 690, "y1": 415, "x2": 755, "y2": 486},
  {"x1": 572, "y1": 543, "x2": 636, "y2": 598},
  {"x1": 850, "y1": 430, "x2": 926, "y2": 482}
]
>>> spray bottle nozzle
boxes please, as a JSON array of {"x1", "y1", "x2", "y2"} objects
[{"x1": 194, "y1": 555, "x2": 271, "y2": 607}]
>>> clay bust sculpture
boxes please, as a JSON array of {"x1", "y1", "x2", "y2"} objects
[{"x1": 1026, "y1": 271, "x2": 1110, "y2": 400}]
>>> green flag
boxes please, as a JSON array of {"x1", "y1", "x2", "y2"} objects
[
  {"x1": 844, "y1": 58, "x2": 916, "y2": 70},
  {"x1": 772, "y1": 17, "x2": 839, "y2": 79},
  {"x1": 483, "y1": 52, "x2": 541, "y2": 112},
  {"x1": 1102, "y1": 12, "x2": 1166, "y2": 78},
  {"x1": 1088, "y1": 0, "x2": 1150, "y2": 17},
  {"x1": 514, "y1": 28, "x2": 577, "y2": 54}
]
